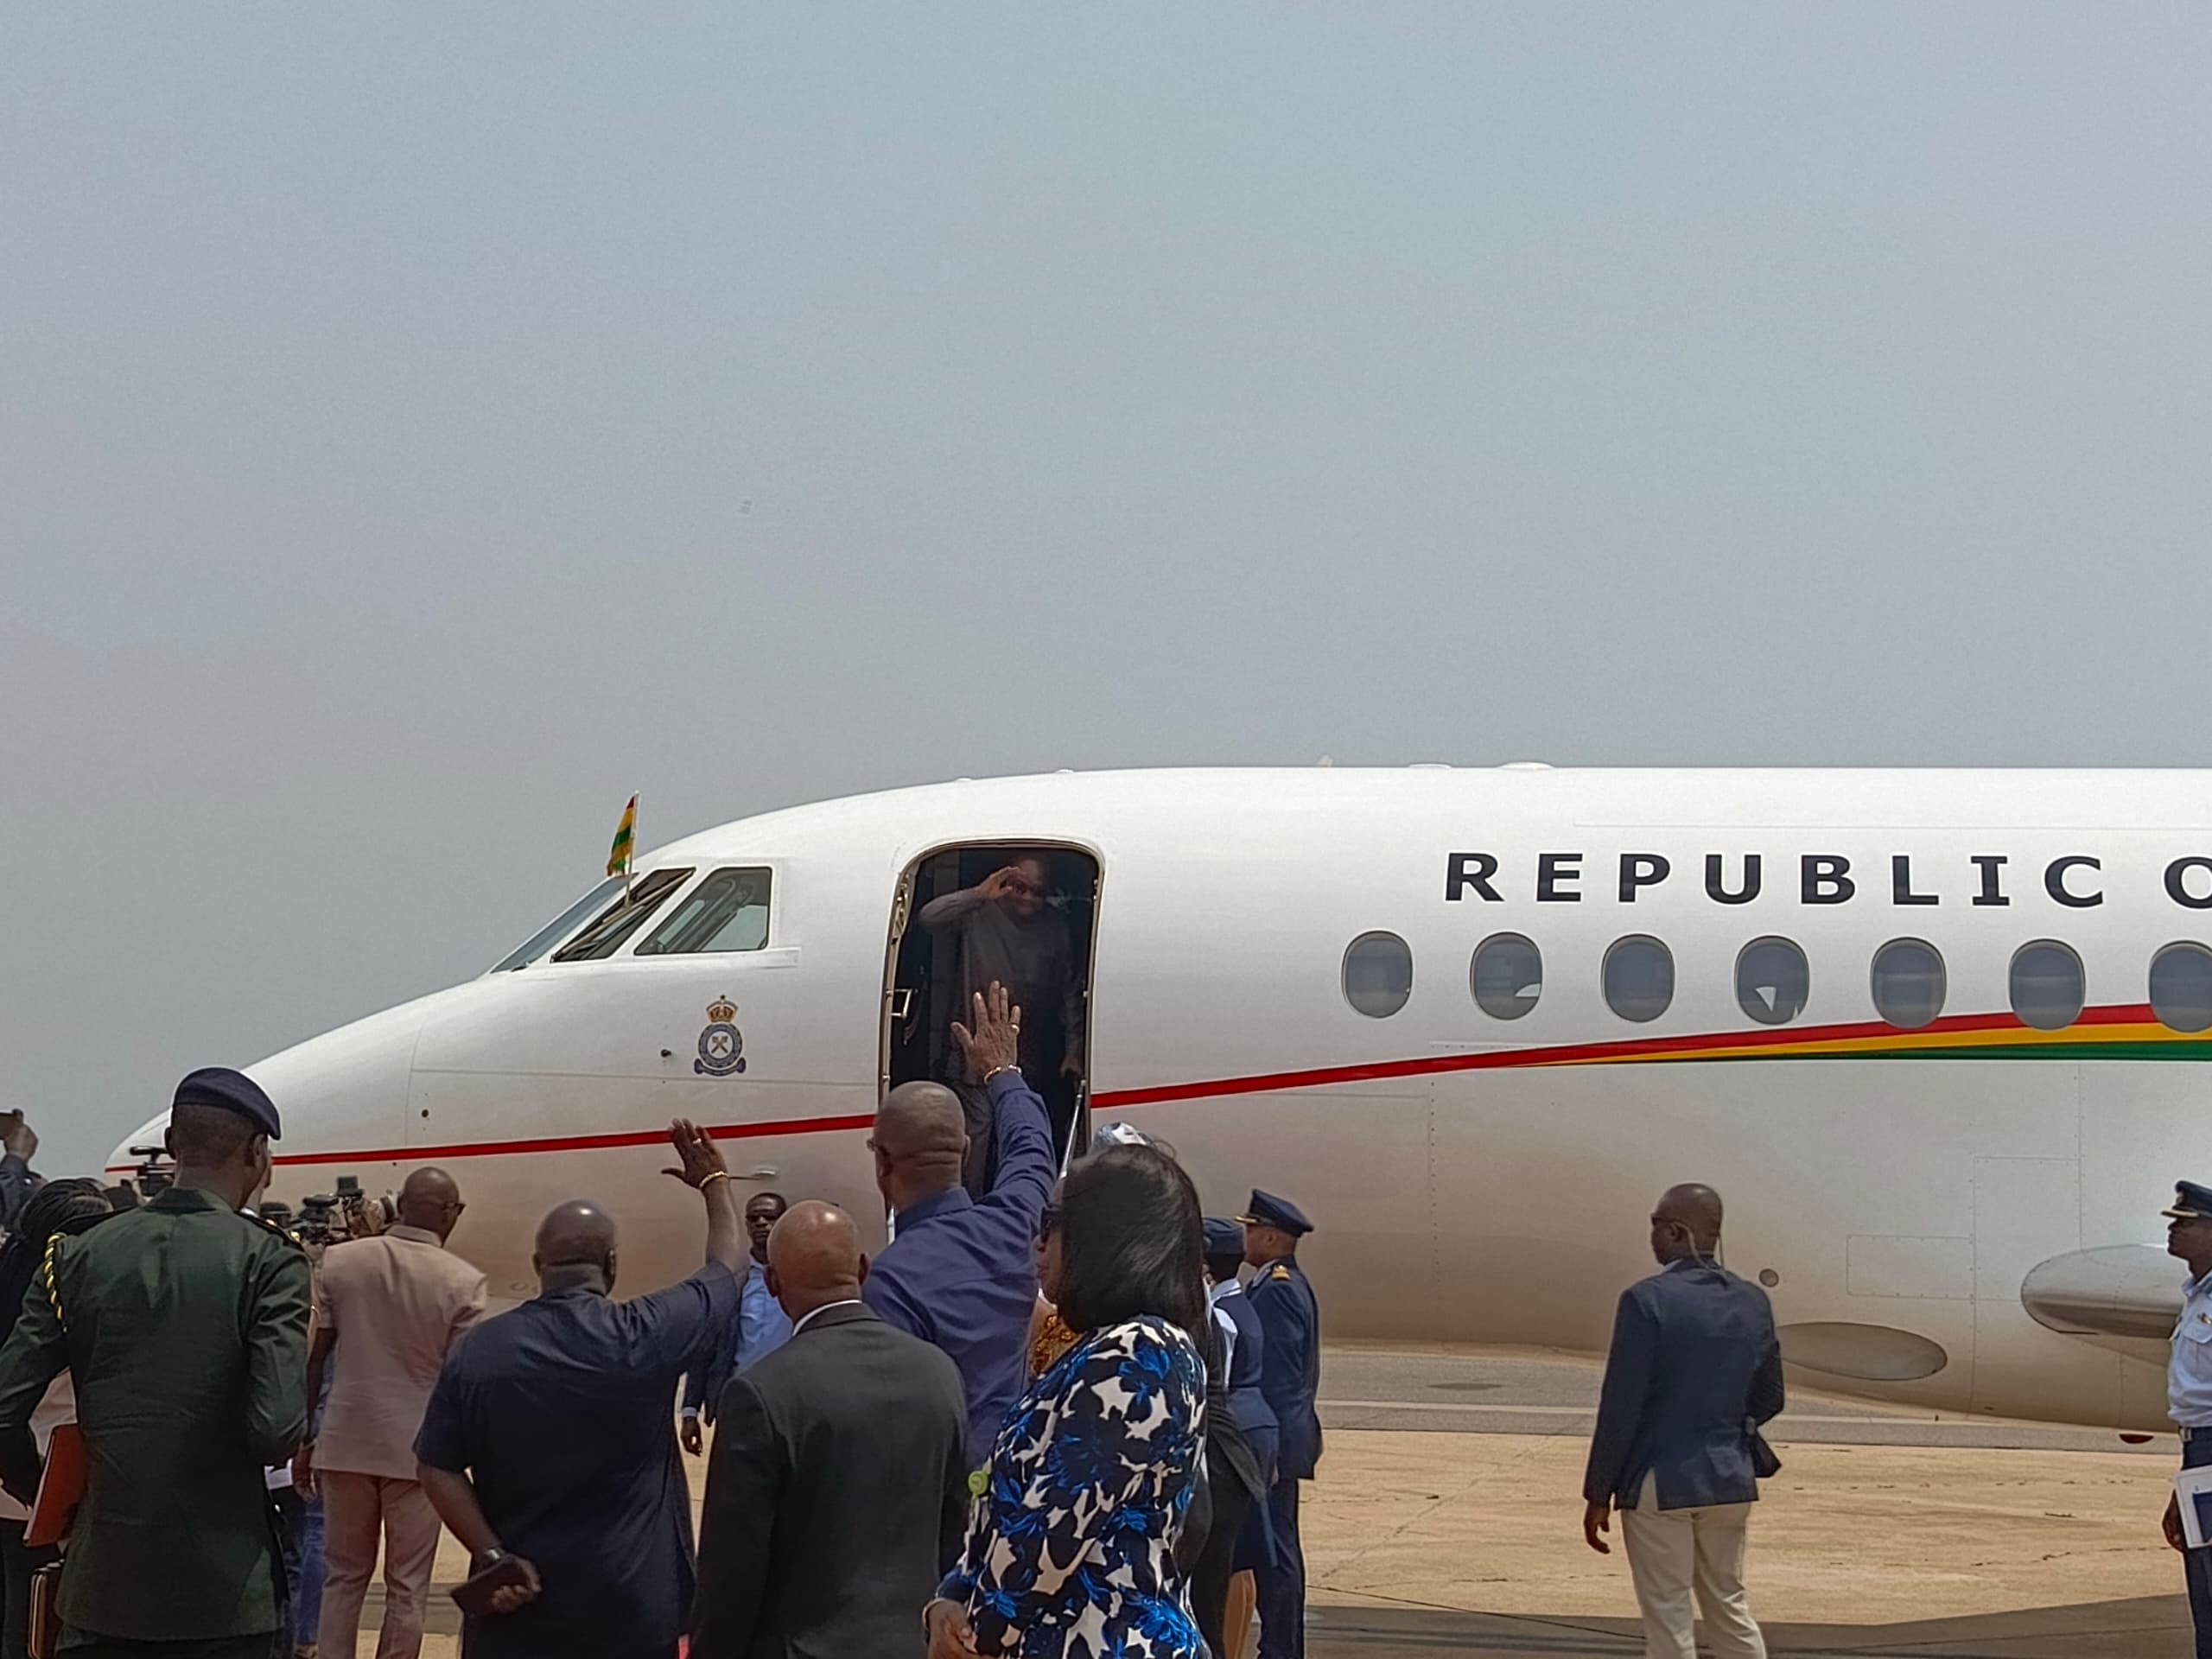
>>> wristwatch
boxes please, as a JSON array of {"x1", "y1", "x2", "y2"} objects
[{"x1": 471, "y1": 1547, "x2": 510, "y2": 1573}]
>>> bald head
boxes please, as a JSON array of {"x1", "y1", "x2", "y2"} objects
[
  {"x1": 534, "y1": 1199, "x2": 620, "y2": 1292},
  {"x1": 875, "y1": 1083, "x2": 967, "y2": 1158},
  {"x1": 873, "y1": 1081, "x2": 969, "y2": 1210},
  {"x1": 1652, "y1": 1183, "x2": 1725, "y2": 1263},
  {"x1": 765, "y1": 1200, "x2": 868, "y2": 1322},
  {"x1": 397, "y1": 1166, "x2": 463, "y2": 1239}
]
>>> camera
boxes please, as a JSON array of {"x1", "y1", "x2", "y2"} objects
[
  {"x1": 296, "y1": 1176, "x2": 397, "y2": 1245},
  {"x1": 296, "y1": 1193, "x2": 340, "y2": 1245},
  {"x1": 127, "y1": 1146, "x2": 176, "y2": 1202}
]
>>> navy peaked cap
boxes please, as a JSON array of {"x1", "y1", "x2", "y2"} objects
[
  {"x1": 1237, "y1": 1189, "x2": 1313, "y2": 1236},
  {"x1": 2165, "y1": 1181, "x2": 2212, "y2": 1221},
  {"x1": 173, "y1": 1067, "x2": 281, "y2": 1140}
]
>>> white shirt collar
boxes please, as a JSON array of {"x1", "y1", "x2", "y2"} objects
[
  {"x1": 1209, "y1": 1277, "x2": 1243, "y2": 1303},
  {"x1": 791, "y1": 1298, "x2": 865, "y2": 1337}
]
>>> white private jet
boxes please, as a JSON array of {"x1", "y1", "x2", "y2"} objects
[{"x1": 109, "y1": 767, "x2": 2212, "y2": 1431}]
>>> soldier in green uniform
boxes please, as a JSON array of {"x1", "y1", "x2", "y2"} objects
[{"x1": 0, "y1": 1067, "x2": 312, "y2": 1659}]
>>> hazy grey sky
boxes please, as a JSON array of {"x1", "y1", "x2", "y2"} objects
[{"x1": 5, "y1": 8, "x2": 2209, "y2": 1177}]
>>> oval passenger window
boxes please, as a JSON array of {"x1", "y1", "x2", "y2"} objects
[
  {"x1": 1471, "y1": 934, "x2": 1542, "y2": 1020},
  {"x1": 1343, "y1": 931, "x2": 1413, "y2": 1019},
  {"x1": 1871, "y1": 939, "x2": 1945, "y2": 1030},
  {"x1": 2010, "y1": 940, "x2": 2084, "y2": 1032},
  {"x1": 2152, "y1": 943, "x2": 2212, "y2": 1034},
  {"x1": 1603, "y1": 936, "x2": 1675, "y2": 1023},
  {"x1": 1736, "y1": 937, "x2": 1809, "y2": 1027}
]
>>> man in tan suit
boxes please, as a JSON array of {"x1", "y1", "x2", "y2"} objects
[{"x1": 300, "y1": 1167, "x2": 486, "y2": 1659}]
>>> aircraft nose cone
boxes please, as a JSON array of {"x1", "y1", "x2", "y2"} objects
[
  {"x1": 104, "y1": 995, "x2": 438, "y2": 1193},
  {"x1": 247, "y1": 996, "x2": 431, "y2": 1167}
]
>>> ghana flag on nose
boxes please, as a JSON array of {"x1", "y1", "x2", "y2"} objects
[{"x1": 607, "y1": 794, "x2": 638, "y2": 877}]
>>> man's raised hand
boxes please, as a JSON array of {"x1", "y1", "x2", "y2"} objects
[
  {"x1": 663, "y1": 1118, "x2": 730, "y2": 1190},
  {"x1": 951, "y1": 982, "x2": 1022, "y2": 1080}
]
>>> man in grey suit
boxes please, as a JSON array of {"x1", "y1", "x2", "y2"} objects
[
  {"x1": 690, "y1": 1201, "x2": 970, "y2": 1659},
  {"x1": 1581, "y1": 1183, "x2": 1784, "y2": 1659}
]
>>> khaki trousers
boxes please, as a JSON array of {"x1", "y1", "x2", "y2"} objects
[
  {"x1": 318, "y1": 1471, "x2": 442, "y2": 1659},
  {"x1": 1619, "y1": 1475, "x2": 1766, "y2": 1659}
]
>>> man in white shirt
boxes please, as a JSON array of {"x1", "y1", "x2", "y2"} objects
[{"x1": 300, "y1": 1168, "x2": 486, "y2": 1659}]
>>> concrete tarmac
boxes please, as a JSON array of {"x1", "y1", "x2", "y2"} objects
[{"x1": 351, "y1": 1344, "x2": 2196, "y2": 1657}]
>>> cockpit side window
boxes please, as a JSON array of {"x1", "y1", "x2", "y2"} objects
[
  {"x1": 491, "y1": 876, "x2": 625, "y2": 971},
  {"x1": 550, "y1": 868, "x2": 695, "y2": 963},
  {"x1": 635, "y1": 868, "x2": 774, "y2": 956}
]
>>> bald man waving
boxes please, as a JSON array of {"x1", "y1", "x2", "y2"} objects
[
  {"x1": 416, "y1": 1121, "x2": 746, "y2": 1659},
  {"x1": 691, "y1": 1202, "x2": 969, "y2": 1659},
  {"x1": 862, "y1": 982, "x2": 1057, "y2": 1465}
]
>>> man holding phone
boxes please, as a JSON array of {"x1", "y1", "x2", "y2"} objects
[{"x1": 0, "y1": 1110, "x2": 41, "y2": 1233}]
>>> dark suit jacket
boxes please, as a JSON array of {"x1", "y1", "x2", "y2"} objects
[
  {"x1": 690, "y1": 1300, "x2": 969, "y2": 1659},
  {"x1": 1583, "y1": 1258, "x2": 1784, "y2": 1512}
]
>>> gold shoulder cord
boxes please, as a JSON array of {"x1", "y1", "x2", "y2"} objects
[{"x1": 40, "y1": 1236, "x2": 63, "y2": 1332}]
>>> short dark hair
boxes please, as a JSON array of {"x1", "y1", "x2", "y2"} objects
[
  {"x1": 1204, "y1": 1250, "x2": 1244, "y2": 1285},
  {"x1": 168, "y1": 1101, "x2": 260, "y2": 1166},
  {"x1": 0, "y1": 1179, "x2": 109, "y2": 1331},
  {"x1": 1053, "y1": 1144, "x2": 1205, "y2": 1338}
]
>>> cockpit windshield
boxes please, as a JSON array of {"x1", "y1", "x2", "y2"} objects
[
  {"x1": 490, "y1": 876, "x2": 625, "y2": 972},
  {"x1": 635, "y1": 868, "x2": 772, "y2": 955},
  {"x1": 550, "y1": 868, "x2": 695, "y2": 963}
]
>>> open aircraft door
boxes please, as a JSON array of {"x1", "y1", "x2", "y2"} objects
[{"x1": 882, "y1": 842, "x2": 1101, "y2": 1167}]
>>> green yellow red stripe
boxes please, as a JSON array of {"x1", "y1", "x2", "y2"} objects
[{"x1": 1090, "y1": 1003, "x2": 2212, "y2": 1110}]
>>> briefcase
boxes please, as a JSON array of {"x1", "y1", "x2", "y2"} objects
[{"x1": 26, "y1": 1560, "x2": 60, "y2": 1659}]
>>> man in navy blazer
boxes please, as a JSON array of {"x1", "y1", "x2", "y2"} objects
[{"x1": 1582, "y1": 1183, "x2": 1783, "y2": 1659}]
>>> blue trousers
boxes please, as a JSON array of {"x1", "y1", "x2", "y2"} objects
[
  {"x1": 292, "y1": 1491, "x2": 326, "y2": 1653},
  {"x1": 2187, "y1": 1436, "x2": 2212, "y2": 1659},
  {"x1": 1255, "y1": 1477, "x2": 1305, "y2": 1659}
]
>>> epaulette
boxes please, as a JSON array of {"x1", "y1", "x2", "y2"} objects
[
  {"x1": 1271, "y1": 1263, "x2": 1293, "y2": 1281},
  {"x1": 246, "y1": 1211, "x2": 306, "y2": 1250}
]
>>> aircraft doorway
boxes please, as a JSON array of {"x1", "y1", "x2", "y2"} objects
[{"x1": 884, "y1": 843, "x2": 1100, "y2": 1166}]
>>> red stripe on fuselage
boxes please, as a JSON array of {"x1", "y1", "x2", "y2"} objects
[{"x1": 103, "y1": 1110, "x2": 878, "y2": 1175}]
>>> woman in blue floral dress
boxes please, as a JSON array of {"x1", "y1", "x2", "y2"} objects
[{"x1": 926, "y1": 1143, "x2": 1209, "y2": 1659}]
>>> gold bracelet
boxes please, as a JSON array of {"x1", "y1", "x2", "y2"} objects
[
  {"x1": 700, "y1": 1170, "x2": 733, "y2": 1191},
  {"x1": 984, "y1": 1064, "x2": 1021, "y2": 1084}
]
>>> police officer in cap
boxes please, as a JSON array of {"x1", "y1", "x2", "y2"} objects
[
  {"x1": 2163, "y1": 1179, "x2": 2212, "y2": 1658},
  {"x1": 0, "y1": 1068, "x2": 313, "y2": 1659},
  {"x1": 1240, "y1": 1190, "x2": 1319, "y2": 1659},
  {"x1": 1191, "y1": 1217, "x2": 1277, "y2": 1659}
]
